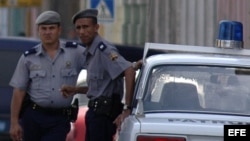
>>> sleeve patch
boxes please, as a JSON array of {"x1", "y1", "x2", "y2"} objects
[
  {"x1": 24, "y1": 48, "x2": 37, "y2": 57},
  {"x1": 65, "y1": 42, "x2": 78, "y2": 48},
  {"x1": 109, "y1": 52, "x2": 118, "y2": 61}
]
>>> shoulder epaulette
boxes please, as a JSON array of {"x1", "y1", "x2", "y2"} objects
[
  {"x1": 98, "y1": 42, "x2": 107, "y2": 51},
  {"x1": 65, "y1": 41, "x2": 78, "y2": 48},
  {"x1": 24, "y1": 48, "x2": 37, "y2": 57},
  {"x1": 78, "y1": 43, "x2": 86, "y2": 48}
]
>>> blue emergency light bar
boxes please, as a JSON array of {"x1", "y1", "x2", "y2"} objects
[{"x1": 215, "y1": 20, "x2": 243, "y2": 49}]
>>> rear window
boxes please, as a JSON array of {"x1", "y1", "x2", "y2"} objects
[{"x1": 143, "y1": 65, "x2": 250, "y2": 116}]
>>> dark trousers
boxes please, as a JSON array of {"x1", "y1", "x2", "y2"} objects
[
  {"x1": 85, "y1": 108, "x2": 116, "y2": 141},
  {"x1": 20, "y1": 105, "x2": 70, "y2": 141}
]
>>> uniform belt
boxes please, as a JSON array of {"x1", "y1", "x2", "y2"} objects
[
  {"x1": 30, "y1": 101, "x2": 68, "y2": 115},
  {"x1": 88, "y1": 97, "x2": 112, "y2": 110},
  {"x1": 88, "y1": 99, "x2": 96, "y2": 109},
  {"x1": 87, "y1": 96, "x2": 123, "y2": 119}
]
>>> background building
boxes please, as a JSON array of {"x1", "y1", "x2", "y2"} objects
[{"x1": 0, "y1": 0, "x2": 250, "y2": 48}]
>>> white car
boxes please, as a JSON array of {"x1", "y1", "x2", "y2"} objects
[{"x1": 118, "y1": 42, "x2": 250, "y2": 141}]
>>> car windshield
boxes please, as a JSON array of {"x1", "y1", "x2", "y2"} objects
[{"x1": 143, "y1": 65, "x2": 250, "y2": 115}]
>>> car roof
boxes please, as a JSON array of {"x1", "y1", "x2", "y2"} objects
[
  {"x1": 146, "y1": 53, "x2": 250, "y2": 67},
  {"x1": 0, "y1": 36, "x2": 40, "y2": 51},
  {"x1": 143, "y1": 43, "x2": 250, "y2": 67}
]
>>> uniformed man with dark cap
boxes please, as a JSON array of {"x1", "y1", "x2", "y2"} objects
[
  {"x1": 9, "y1": 10, "x2": 85, "y2": 141},
  {"x1": 60, "y1": 8, "x2": 137, "y2": 141}
]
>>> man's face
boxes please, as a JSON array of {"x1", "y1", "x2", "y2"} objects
[
  {"x1": 38, "y1": 24, "x2": 61, "y2": 45},
  {"x1": 74, "y1": 18, "x2": 99, "y2": 47}
]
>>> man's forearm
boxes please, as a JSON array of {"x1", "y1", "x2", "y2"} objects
[
  {"x1": 124, "y1": 67, "x2": 136, "y2": 106},
  {"x1": 75, "y1": 86, "x2": 88, "y2": 94},
  {"x1": 10, "y1": 89, "x2": 25, "y2": 123}
]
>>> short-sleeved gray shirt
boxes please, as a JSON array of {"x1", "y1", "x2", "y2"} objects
[
  {"x1": 84, "y1": 35, "x2": 131, "y2": 99},
  {"x1": 9, "y1": 41, "x2": 85, "y2": 108}
]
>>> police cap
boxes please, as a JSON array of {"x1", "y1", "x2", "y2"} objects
[
  {"x1": 72, "y1": 9, "x2": 98, "y2": 24},
  {"x1": 35, "y1": 10, "x2": 61, "y2": 25}
]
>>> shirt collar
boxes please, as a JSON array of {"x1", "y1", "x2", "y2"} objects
[
  {"x1": 36, "y1": 40, "x2": 65, "y2": 55},
  {"x1": 84, "y1": 34, "x2": 102, "y2": 56}
]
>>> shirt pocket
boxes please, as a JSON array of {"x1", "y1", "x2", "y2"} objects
[
  {"x1": 61, "y1": 68, "x2": 78, "y2": 84},
  {"x1": 29, "y1": 70, "x2": 46, "y2": 88},
  {"x1": 88, "y1": 72, "x2": 103, "y2": 92}
]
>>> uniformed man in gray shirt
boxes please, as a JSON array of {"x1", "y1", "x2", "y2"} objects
[
  {"x1": 60, "y1": 9, "x2": 138, "y2": 141},
  {"x1": 9, "y1": 10, "x2": 85, "y2": 141}
]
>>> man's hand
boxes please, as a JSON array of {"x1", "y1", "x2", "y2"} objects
[
  {"x1": 132, "y1": 59, "x2": 143, "y2": 70},
  {"x1": 10, "y1": 122, "x2": 23, "y2": 141},
  {"x1": 113, "y1": 109, "x2": 131, "y2": 131},
  {"x1": 60, "y1": 85, "x2": 76, "y2": 98}
]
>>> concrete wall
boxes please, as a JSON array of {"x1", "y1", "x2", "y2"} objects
[
  {"x1": 146, "y1": 0, "x2": 217, "y2": 47},
  {"x1": 1, "y1": 0, "x2": 250, "y2": 48}
]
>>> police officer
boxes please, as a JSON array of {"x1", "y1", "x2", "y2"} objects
[
  {"x1": 60, "y1": 9, "x2": 137, "y2": 141},
  {"x1": 9, "y1": 10, "x2": 85, "y2": 141}
]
